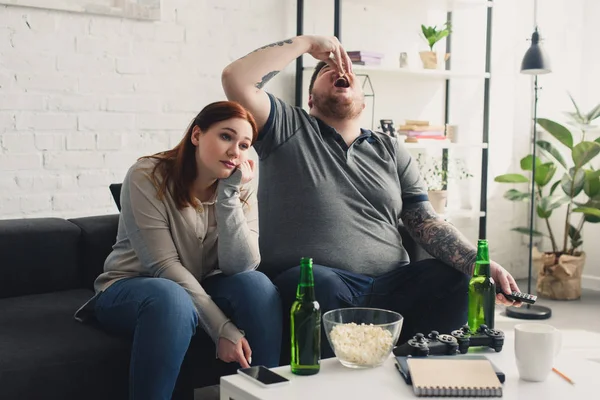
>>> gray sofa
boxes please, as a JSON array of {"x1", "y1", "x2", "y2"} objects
[{"x1": 0, "y1": 208, "x2": 428, "y2": 399}]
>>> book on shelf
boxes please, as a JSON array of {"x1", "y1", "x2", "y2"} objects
[
  {"x1": 347, "y1": 50, "x2": 385, "y2": 59},
  {"x1": 398, "y1": 124, "x2": 446, "y2": 132},
  {"x1": 350, "y1": 55, "x2": 382, "y2": 63},
  {"x1": 397, "y1": 120, "x2": 447, "y2": 139},
  {"x1": 351, "y1": 60, "x2": 382, "y2": 66},
  {"x1": 401, "y1": 135, "x2": 448, "y2": 141},
  {"x1": 404, "y1": 120, "x2": 430, "y2": 126}
]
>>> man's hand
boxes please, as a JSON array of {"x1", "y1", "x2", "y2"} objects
[
  {"x1": 306, "y1": 35, "x2": 353, "y2": 76},
  {"x1": 218, "y1": 337, "x2": 252, "y2": 368},
  {"x1": 237, "y1": 160, "x2": 255, "y2": 185},
  {"x1": 491, "y1": 261, "x2": 522, "y2": 307}
]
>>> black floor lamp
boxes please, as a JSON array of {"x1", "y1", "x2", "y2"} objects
[{"x1": 506, "y1": 0, "x2": 553, "y2": 320}]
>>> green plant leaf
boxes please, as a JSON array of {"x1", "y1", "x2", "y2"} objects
[
  {"x1": 586, "y1": 215, "x2": 600, "y2": 223},
  {"x1": 577, "y1": 199, "x2": 600, "y2": 223},
  {"x1": 535, "y1": 162, "x2": 556, "y2": 187},
  {"x1": 550, "y1": 180, "x2": 561, "y2": 195},
  {"x1": 495, "y1": 173, "x2": 529, "y2": 183},
  {"x1": 584, "y1": 169, "x2": 600, "y2": 198},
  {"x1": 511, "y1": 227, "x2": 545, "y2": 237},
  {"x1": 520, "y1": 154, "x2": 541, "y2": 171},
  {"x1": 571, "y1": 239, "x2": 584, "y2": 249},
  {"x1": 537, "y1": 198, "x2": 553, "y2": 218},
  {"x1": 435, "y1": 30, "x2": 449, "y2": 43},
  {"x1": 536, "y1": 140, "x2": 567, "y2": 169},
  {"x1": 536, "y1": 195, "x2": 569, "y2": 219},
  {"x1": 572, "y1": 207, "x2": 600, "y2": 218},
  {"x1": 586, "y1": 103, "x2": 600, "y2": 122},
  {"x1": 568, "y1": 224, "x2": 581, "y2": 241},
  {"x1": 537, "y1": 118, "x2": 574, "y2": 149},
  {"x1": 561, "y1": 168, "x2": 585, "y2": 197},
  {"x1": 548, "y1": 195, "x2": 570, "y2": 211},
  {"x1": 568, "y1": 92, "x2": 584, "y2": 121},
  {"x1": 504, "y1": 189, "x2": 530, "y2": 201},
  {"x1": 565, "y1": 111, "x2": 586, "y2": 125},
  {"x1": 572, "y1": 141, "x2": 600, "y2": 169}
]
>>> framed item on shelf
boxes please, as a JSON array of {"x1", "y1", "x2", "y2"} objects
[{"x1": 379, "y1": 119, "x2": 396, "y2": 136}]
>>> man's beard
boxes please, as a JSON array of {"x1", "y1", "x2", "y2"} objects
[{"x1": 311, "y1": 91, "x2": 364, "y2": 120}]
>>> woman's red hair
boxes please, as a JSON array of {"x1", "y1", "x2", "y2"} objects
[{"x1": 140, "y1": 101, "x2": 258, "y2": 209}]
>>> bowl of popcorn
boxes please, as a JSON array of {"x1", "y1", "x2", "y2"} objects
[{"x1": 322, "y1": 307, "x2": 403, "y2": 369}]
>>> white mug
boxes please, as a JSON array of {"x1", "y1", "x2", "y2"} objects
[{"x1": 514, "y1": 323, "x2": 562, "y2": 382}]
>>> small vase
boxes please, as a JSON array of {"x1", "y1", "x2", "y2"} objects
[
  {"x1": 419, "y1": 51, "x2": 437, "y2": 69},
  {"x1": 419, "y1": 51, "x2": 451, "y2": 69},
  {"x1": 428, "y1": 190, "x2": 448, "y2": 214}
]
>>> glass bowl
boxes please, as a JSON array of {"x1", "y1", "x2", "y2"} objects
[{"x1": 322, "y1": 307, "x2": 403, "y2": 368}]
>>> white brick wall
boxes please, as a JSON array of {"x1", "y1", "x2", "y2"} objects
[
  {"x1": 1, "y1": 0, "x2": 596, "y2": 281},
  {"x1": 0, "y1": 0, "x2": 292, "y2": 220}
]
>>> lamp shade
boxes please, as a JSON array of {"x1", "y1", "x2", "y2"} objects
[{"x1": 521, "y1": 30, "x2": 551, "y2": 75}]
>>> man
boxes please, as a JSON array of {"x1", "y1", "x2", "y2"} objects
[{"x1": 222, "y1": 35, "x2": 521, "y2": 361}]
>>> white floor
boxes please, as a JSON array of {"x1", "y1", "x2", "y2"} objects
[
  {"x1": 495, "y1": 279, "x2": 600, "y2": 334},
  {"x1": 195, "y1": 281, "x2": 600, "y2": 400}
]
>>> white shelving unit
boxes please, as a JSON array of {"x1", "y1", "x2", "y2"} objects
[
  {"x1": 303, "y1": 65, "x2": 490, "y2": 79},
  {"x1": 295, "y1": 0, "x2": 493, "y2": 239},
  {"x1": 402, "y1": 141, "x2": 489, "y2": 150}
]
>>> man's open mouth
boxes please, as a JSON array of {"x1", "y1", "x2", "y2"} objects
[{"x1": 334, "y1": 76, "x2": 350, "y2": 88}]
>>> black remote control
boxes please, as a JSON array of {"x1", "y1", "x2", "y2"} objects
[{"x1": 496, "y1": 286, "x2": 537, "y2": 304}]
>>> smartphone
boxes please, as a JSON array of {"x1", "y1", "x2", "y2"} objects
[{"x1": 237, "y1": 366, "x2": 290, "y2": 388}]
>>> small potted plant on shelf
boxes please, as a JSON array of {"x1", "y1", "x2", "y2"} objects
[
  {"x1": 494, "y1": 94, "x2": 600, "y2": 300},
  {"x1": 416, "y1": 153, "x2": 473, "y2": 214},
  {"x1": 420, "y1": 22, "x2": 452, "y2": 69}
]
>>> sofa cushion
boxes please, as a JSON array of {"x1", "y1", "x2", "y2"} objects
[
  {"x1": 0, "y1": 289, "x2": 131, "y2": 400},
  {"x1": 0, "y1": 218, "x2": 81, "y2": 298},
  {"x1": 0, "y1": 288, "x2": 231, "y2": 399},
  {"x1": 69, "y1": 214, "x2": 119, "y2": 291}
]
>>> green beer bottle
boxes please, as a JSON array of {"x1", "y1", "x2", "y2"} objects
[
  {"x1": 290, "y1": 257, "x2": 321, "y2": 375},
  {"x1": 467, "y1": 240, "x2": 496, "y2": 330}
]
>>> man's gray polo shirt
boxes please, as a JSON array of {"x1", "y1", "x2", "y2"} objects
[{"x1": 254, "y1": 93, "x2": 428, "y2": 278}]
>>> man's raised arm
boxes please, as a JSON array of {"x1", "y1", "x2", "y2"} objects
[{"x1": 221, "y1": 35, "x2": 351, "y2": 131}]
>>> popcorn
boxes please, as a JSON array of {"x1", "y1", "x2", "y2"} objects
[{"x1": 329, "y1": 322, "x2": 394, "y2": 366}]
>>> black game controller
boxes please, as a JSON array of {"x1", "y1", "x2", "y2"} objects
[
  {"x1": 393, "y1": 330, "x2": 459, "y2": 357},
  {"x1": 450, "y1": 324, "x2": 505, "y2": 354}
]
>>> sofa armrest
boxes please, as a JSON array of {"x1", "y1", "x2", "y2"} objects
[{"x1": 398, "y1": 224, "x2": 432, "y2": 263}]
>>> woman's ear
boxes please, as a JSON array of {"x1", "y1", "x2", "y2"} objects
[{"x1": 191, "y1": 126, "x2": 201, "y2": 146}]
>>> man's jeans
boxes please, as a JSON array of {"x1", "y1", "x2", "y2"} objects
[
  {"x1": 273, "y1": 259, "x2": 470, "y2": 364},
  {"x1": 94, "y1": 271, "x2": 282, "y2": 400}
]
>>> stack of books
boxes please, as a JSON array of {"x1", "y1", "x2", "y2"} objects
[
  {"x1": 348, "y1": 51, "x2": 384, "y2": 65},
  {"x1": 397, "y1": 120, "x2": 447, "y2": 141}
]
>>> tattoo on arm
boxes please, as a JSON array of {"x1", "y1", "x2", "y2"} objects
[
  {"x1": 255, "y1": 71, "x2": 279, "y2": 89},
  {"x1": 243, "y1": 39, "x2": 294, "y2": 58},
  {"x1": 400, "y1": 202, "x2": 477, "y2": 275}
]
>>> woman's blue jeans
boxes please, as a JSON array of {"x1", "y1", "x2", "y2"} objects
[{"x1": 94, "y1": 270, "x2": 282, "y2": 400}]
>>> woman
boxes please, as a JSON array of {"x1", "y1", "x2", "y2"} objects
[{"x1": 75, "y1": 101, "x2": 282, "y2": 400}]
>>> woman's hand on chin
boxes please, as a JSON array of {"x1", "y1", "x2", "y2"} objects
[{"x1": 237, "y1": 160, "x2": 255, "y2": 185}]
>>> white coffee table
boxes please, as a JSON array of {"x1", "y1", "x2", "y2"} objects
[{"x1": 220, "y1": 329, "x2": 600, "y2": 400}]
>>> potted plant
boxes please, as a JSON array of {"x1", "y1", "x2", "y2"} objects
[
  {"x1": 494, "y1": 95, "x2": 600, "y2": 300},
  {"x1": 419, "y1": 22, "x2": 452, "y2": 69},
  {"x1": 416, "y1": 153, "x2": 473, "y2": 214}
]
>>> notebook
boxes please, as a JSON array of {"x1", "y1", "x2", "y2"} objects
[
  {"x1": 404, "y1": 357, "x2": 503, "y2": 397},
  {"x1": 395, "y1": 355, "x2": 505, "y2": 384}
]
